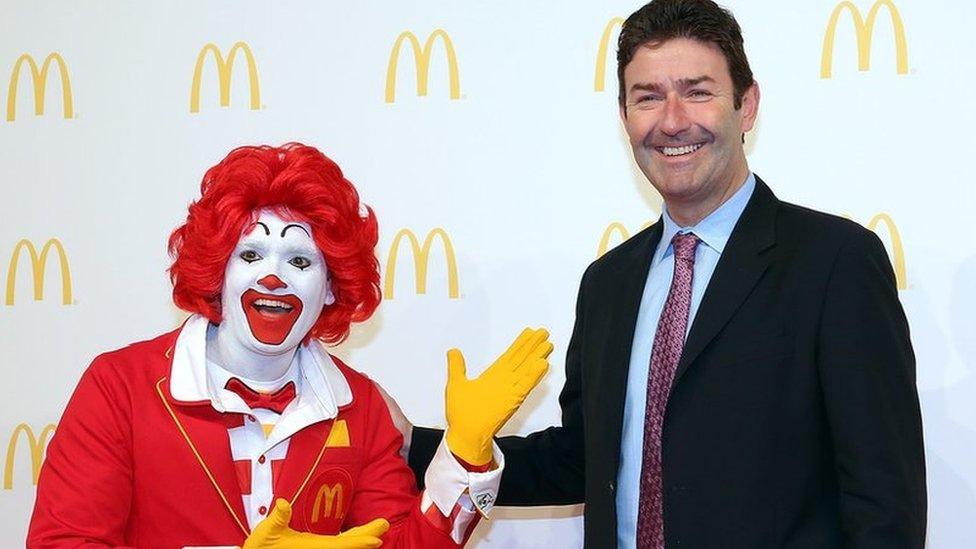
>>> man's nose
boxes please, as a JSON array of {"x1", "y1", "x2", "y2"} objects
[
  {"x1": 660, "y1": 94, "x2": 691, "y2": 136},
  {"x1": 257, "y1": 274, "x2": 288, "y2": 291}
]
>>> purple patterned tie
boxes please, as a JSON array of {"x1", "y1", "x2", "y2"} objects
[{"x1": 637, "y1": 232, "x2": 701, "y2": 549}]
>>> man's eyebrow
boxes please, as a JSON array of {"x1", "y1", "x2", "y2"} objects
[
  {"x1": 629, "y1": 81, "x2": 665, "y2": 95},
  {"x1": 677, "y1": 75, "x2": 716, "y2": 88},
  {"x1": 281, "y1": 224, "x2": 311, "y2": 238}
]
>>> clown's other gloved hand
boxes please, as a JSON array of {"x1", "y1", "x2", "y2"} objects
[
  {"x1": 242, "y1": 499, "x2": 389, "y2": 549},
  {"x1": 444, "y1": 328, "x2": 553, "y2": 466}
]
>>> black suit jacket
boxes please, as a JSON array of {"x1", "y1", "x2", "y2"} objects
[{"x1": 410, "y1": 178, "x2": 926, "y2": 548}]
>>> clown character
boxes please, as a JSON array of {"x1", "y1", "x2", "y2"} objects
[{"x1": 28, "y1": 144, "x2": 553, "y2": 549}]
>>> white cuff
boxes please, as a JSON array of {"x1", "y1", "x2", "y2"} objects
[{"x1": 423, "y1": 434, "x2": 504, "y2": 518}]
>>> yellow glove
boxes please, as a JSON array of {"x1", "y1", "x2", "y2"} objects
[
  {"x1": 242, "y1": 499, "x2": 389, "y2": 549},
  {"x1": 445, "y1": 328, "x2": 553, "y2": 466}
]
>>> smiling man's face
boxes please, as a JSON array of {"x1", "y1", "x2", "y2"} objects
[
  {"x1": 219, "y1": 209, "x2": 334, "y2": 355},
  {"x1": 621, "y1": 37, "x2": 758, "y2": 217}
]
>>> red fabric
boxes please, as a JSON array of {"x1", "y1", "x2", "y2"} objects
[
  {"x1": 224, "y1": 378, "x2": 296, "y2": 413},
  {"x1": 27, "y1": 328, "x2": 466, "y2": 548},
  {"x1": 233, "y1": 460, "x2": 252, "y2": 495}
]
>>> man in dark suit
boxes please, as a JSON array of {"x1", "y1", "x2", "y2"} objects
[{"x1": 387, "y1": 1, "x2": 927, "y2": 547}]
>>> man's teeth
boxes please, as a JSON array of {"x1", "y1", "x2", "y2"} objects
[
  {"x1": 661, "y1": 143, "x2": 704, "y2": 156},
  {"x1": 254, "y1": 298, "x2": 293, "y2": 310}
]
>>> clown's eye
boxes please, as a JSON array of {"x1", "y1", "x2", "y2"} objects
[
  {"x1": 240, "y1": 250, "x2": 261, "y2": 263},
  {"x1": 289, "y1": 256, "x2": 312, "y2": 270}
]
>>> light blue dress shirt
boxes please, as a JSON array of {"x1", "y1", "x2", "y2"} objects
[{"x1": 615, "y1": 173, "x2": 756, "y2": 546}]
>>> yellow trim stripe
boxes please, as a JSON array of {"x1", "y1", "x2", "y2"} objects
[{"x1": 155, "y1": 377, "x2": 249, "y2": 536}]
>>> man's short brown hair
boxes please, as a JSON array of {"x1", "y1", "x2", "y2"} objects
[{"x1": 617, "y1": 0, "x2": 754, "y2": 109}]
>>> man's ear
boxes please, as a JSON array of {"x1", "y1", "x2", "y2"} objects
[{"x1": 739, "y1": 81, "x2": 760, "y2": 134}]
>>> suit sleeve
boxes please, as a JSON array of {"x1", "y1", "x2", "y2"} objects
[
  {"x1": 817, "y1": 228, "x2": 926, "y2": 549},
  {"x1": 408, "y1": 267, "x2": 591, "y2": 506},
  {"x1": 27, "y1": 356, "x2": 137, "y2": 549},
  {"x1": 345, "y1": 383, "x2": 475, "y2": 548}
]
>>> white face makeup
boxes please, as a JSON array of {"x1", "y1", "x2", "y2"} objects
[{"x1": 217, "y1": 209, "x2": 334, "y2": 363}]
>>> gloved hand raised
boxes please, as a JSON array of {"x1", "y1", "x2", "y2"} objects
[
  {"x1": 444, "y1": 328, "x2": 553, "y2": 466},
  {"x1": 242, "y1": 499, "x2": 389, "y2": 549}
]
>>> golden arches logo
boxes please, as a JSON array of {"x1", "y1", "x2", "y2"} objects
[
  {"x1": 821, "y1": 0, "x2": 908, "y2": 78},
  {"x1": 385, "y1": 30, "x2": 460, "y2": 103},
  {"x1": 864, "y1": 213, "x2": 907, "y2": 290},
  {"x1": 4, "y1": 423, "x2": 56, "y2": 490},
  {"x1": 594, "y1": 17, "x2": 624, "y2": 92},
  {"x1": 5, "y1": 238, "x2": 72, "y2": 305},
  {"x1": 384, "y1": 228, "x2": 459, "y2": 299},
  {"x1": 311, "y1": 483, "x2": 344, "y2": 523},
  {"x1": 6, "y1": 53, "x2": 73, "y2": 121},
  {"x1": 597, "y1": 221, "x2": 653, "y2": 257},
  {"x1": 190, "y1": 42, "x2": 261, "y2": 113}
]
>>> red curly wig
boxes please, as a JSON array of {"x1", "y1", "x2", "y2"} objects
[{"x1": 168, "y1": 143, "x2": 381, "y2": 344}]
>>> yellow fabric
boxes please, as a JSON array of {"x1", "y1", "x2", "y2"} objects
[
  {"x1": 242, "y1": 499, "x2": 389, "y2": 549},
  {"x1": 444, "y1": 328, "x2": 553, "y2": 465},
  {"x1": 325, "y1": 419, "x2": 350, "y2": 448}
]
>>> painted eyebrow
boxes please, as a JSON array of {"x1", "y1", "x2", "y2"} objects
[
  {"x1": 281, "y1": 224, "x2": 311, "y2": 238},
  {"x1": 254, "y1": 222, "x2": 271, "y2": 236}
]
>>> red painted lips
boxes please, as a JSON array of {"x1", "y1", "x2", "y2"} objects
[{"x1": 241, "y1": 289, "x2": 304, "y2": 345}]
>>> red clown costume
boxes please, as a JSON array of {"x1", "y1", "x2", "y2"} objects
[{"x1": 27, "y1": 144, "x2": 552, "y2": 549}]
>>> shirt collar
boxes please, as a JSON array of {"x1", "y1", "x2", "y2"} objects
[
  {"x1": 653, "y1": 172, "x2": 756, "y2": 265},
  {"x1": 169, "y1": 314, "x2": 353, "y2": 418}
]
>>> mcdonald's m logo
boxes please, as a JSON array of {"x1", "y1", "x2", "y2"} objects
[
  {"x1": 385, "y1": 30, "x2": 460, "y2": 103},
  {"x1": 821, "y1": 1, "x2": 908, "y2": 78},
  {"x1": 4, "y1": 423, "x2": 56, "y2": 490},
  {"x1": 384, "y1": 228, "x2": 459, "y2": 299},
  {"x1": 594, "y1": 17, "x2": 624, "y2": 92},
  {"x1": 6, "y1": 53, "x2": 73, "y2": 121},
  {"x1": 5, "y1": 238, "x2": 73, "y2": 305},
  {"x1": 190, "y1": 42, "x2": 261, "y2": 113},
  {"x1": 861, "y1": 212, "x2": 908, "y2": 290},
  {"x1": 311, "y1": 483, "x2": 344, "y2": 523},
  {"x1": 597, "y1": 221, "x2": 653, "y2": 257}
]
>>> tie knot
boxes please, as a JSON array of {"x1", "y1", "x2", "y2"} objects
[{"x1": 671, "y1": 232, "x2": 700, "y2": 262}]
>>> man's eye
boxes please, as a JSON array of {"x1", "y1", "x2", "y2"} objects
[
  {"x1": 689, "y1": 90, "x2": 712, "y2": 99},
  {"x1": 289, "y1": 257, "x2": 312, "y2": 270},
  {"x1": 240, "y1": 250, "x2": 261, "y2": 263}
]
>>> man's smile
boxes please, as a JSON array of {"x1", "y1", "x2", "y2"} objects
[
  {"x1": 656, "y1": 142, "x2": 705, "y2": 157},
  {"x1": 241, "y1": 289, "x2": 304, "y2": 345}
]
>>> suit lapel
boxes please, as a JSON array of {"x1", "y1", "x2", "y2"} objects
[
  {"x1": 672, "y1": 178, "x2": 779, "y2": 390},
  {"x1": 600, "y1": 221, "x2": 663, "y2": 471},
  {"x1": 155, "y1": 378, "x2": 250, "y2": 535}
]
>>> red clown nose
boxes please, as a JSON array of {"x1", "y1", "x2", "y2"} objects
[{"x1": 257, "y1": 274, "x2": 287, "y2": 291}]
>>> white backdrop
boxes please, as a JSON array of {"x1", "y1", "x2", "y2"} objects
[{"x1": 1, "y1": 1, "x2": 974, "y2": 546}]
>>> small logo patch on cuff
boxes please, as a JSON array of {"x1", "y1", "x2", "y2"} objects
[{"x1": 472, "y1": 490, "x2": 495, "y2": 517}]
